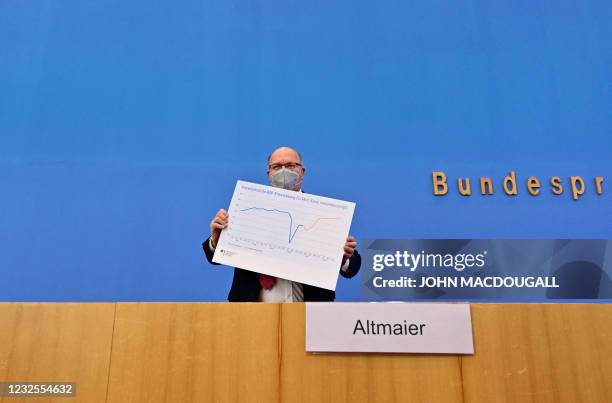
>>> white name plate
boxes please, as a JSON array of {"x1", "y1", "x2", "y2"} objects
[{"x1": 306, "y1": 302, "x2": 474, "y2": 354}]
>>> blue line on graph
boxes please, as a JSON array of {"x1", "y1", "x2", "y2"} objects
[{"x1": 238, "y1": 207, "x2": 314, "y2": 244}]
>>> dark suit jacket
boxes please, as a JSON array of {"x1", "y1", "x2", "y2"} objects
[{"x1": 202, "y1": 236, "x2": 361, "y2": 302}]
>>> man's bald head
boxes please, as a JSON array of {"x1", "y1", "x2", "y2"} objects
[{"x1": 267, "y1": 146, "x2": 303, "y2": 166}]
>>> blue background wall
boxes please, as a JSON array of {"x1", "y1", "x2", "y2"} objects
[{"x1": 1, "y1": 1, "x2": 610, "y2": 301}]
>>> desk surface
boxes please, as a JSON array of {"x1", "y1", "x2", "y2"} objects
[{"x1": 1, "y1": 303, "x2": 611, "y2": 403}]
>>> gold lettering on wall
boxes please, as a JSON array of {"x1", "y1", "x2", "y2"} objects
[
  {"x1": 432, "y1": 172, "x2": 448, "y2": 195},
  {"x1": 503, "y1": 171, "x2": 518, "y2": 196},
  {"x1": 527, "y1": 177, "x2": 541, "y2": 196},
  {"x1": 595, "y1": 177, "x2": 604, "y2": 195},
  {"x1": 570, "y1": 176, "x2": 585, "y2": 200},
  {"x1": 431, "y1": 171, "x2": 605, "y2": 201},
  {"x1": 480, "y1": 178, "x2": 494, "y2": 195},
  {"x1": 457, "y1": 178, "x2": 471, "y2": 196},
  {"x1": 550, "y1": 177, "x2": 563, "y2": 195}
]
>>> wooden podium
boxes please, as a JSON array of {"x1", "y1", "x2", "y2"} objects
[{"x1": 1, "y1": 303, "x2": 611, "y2": 402}]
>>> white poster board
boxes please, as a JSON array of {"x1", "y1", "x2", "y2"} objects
[{"x1": 213, "y1": 180, "x2": 356, "y2": 290}]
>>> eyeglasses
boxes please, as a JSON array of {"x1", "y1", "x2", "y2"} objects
[{"x1": 268, "y1": 162, "x2": 303, "y2": 172}]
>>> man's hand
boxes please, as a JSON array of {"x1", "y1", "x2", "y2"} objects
[
  {"x1": 342, "y1": 235, "x2": 357, "y2": 265},
  {"x1": 209, "y1": 209, "x2": 229, "y2": 248}
]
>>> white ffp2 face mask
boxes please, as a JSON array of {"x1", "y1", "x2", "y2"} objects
[{"x1": 271, "y1": 167, "x2": 301, "y2": 190}]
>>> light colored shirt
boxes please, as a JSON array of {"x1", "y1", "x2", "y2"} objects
[
  {"x1": 208, "y1": 238, "x2": 350, "y2": 302},
  {"x1": 259, "y1": 278, "x2": 304, "y2": 302}
]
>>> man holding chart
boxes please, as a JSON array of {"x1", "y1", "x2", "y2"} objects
[{"x1": 202, "y1": 146, "x2": 361, "y2": 302}]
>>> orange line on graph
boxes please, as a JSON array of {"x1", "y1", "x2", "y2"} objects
[{"x1": 304, "y1": 216, "x2": 340, "y2": 231}]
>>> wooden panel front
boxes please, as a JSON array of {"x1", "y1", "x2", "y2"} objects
[
  {"x1": 106, "y1": 303, "x2": 281, "y2": 403},
  {"x1": 0, "y1": 303, "x2": 115, "y2": 403},
  {"x1": 279, "y1": 304, "x2": 464, "y2": 403},
  {"x1": 1, "y1": 303, "x2": 612, "y2": 402},
  {"x1": 462, "y1": 304, "x2": 612, "y2": 402}
]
